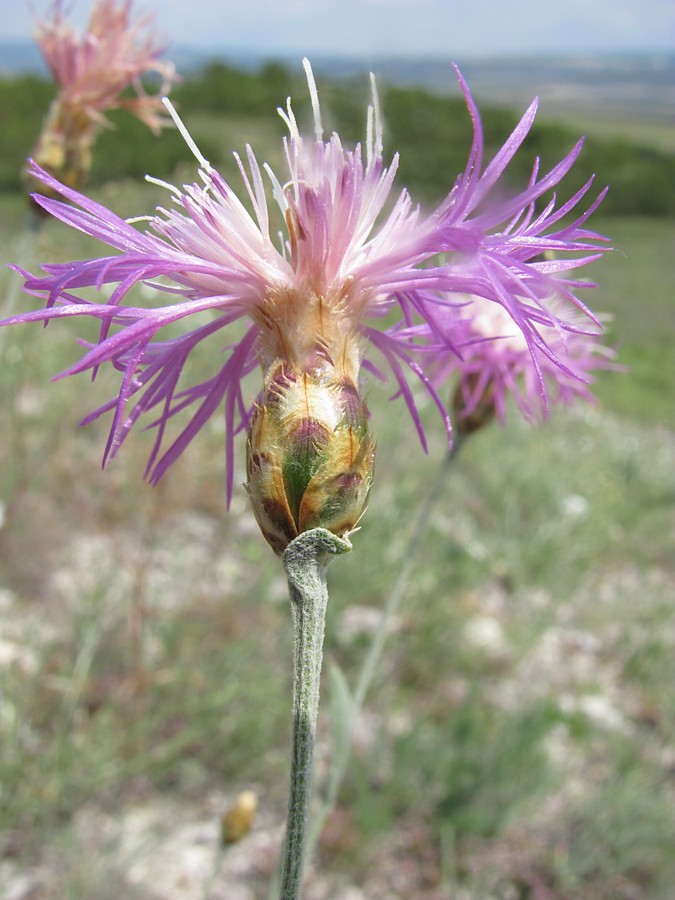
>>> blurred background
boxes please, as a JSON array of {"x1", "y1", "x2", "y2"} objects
[{"x1": 1, "y1": 1, "x2": 674, "y2": 897}]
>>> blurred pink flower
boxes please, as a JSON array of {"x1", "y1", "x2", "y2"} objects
[
  {"x1": 434, "y1": 292, "x2": 617, "y2": 435},
  {"x1": 35, "y1": 0, "x2": 176, "y2": 132},
  {"x1": 26, "y1": 0, "x2": 177, "y2": 196}
]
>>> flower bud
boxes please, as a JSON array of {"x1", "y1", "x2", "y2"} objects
[
  {"x1": 246, "y1": 361, "x2": 375, "y2": 555},
  {"x1": 452, "y1": 373, "x2": 497, "y2": 437}
]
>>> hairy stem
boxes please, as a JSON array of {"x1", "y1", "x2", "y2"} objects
[{"x1": 279, "y1": 528, "x2": 351, "y2": 900}]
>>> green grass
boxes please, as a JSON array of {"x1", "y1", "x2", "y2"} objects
[
  {"x1": 1, "y1": 171, "x2": 674, "y2": 895},
  {"x1": 589, "y1": 216, "x2": 675, "y2": 427},
  {"x1": 547, "y1": 113, "x2": 675, "y2": 155}
]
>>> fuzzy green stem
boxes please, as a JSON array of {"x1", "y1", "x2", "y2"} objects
[{"x1": 279, "y1": 528, "x2": 351, "y2": 900}]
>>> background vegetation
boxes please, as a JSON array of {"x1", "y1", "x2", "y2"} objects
[
  {"x1": 1, "y1": 60, "x2": 675, "y2": 214},
  {"x1": 0, "y1": 60, "x2": 673, "y2": 898}
]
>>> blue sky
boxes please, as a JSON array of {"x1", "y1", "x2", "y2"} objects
[{"x1": 5, "y1": 0, "x2": 675, "y2": 57}]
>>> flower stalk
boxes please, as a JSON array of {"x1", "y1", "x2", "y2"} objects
[
  {"x1": 303, "y1": 436, "x2": 464, "y2": 865},
  {"x1": 280, "y1": 528, "x2": 351, "y2": 898}
]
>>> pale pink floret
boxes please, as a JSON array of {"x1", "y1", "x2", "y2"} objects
[
  {"x1": 433, "y1": 295, "x2": 616, "y2": 426},
  {"x1": 35, "y1": 0, "x2": 176, "y2": 131},
  {"x1": 4, "y1": 61, "x2": 611, "y2": 497}
]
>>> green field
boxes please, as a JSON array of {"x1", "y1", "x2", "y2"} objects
[{"x1": 0, "y1": 74, "x2": 674, "y2": 898}]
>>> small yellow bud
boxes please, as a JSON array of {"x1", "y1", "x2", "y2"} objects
[{"x1": 221, "y1": 790, "x2": 258, "y2": 844}]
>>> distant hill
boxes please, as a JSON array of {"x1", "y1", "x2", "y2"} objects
[
  {"x1": 310, "y1": 53, "x2": 675, "y2": 125},
  {"x1": 0, "y1": 40, "x2": 205, "y2": 78},
  {"x1": 1, "y1": 40, "x2": 672, "y2": 125}
]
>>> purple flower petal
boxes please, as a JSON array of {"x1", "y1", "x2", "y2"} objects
[{"x1": 3, "y1": 60, "x2": 614, "y2": 494}]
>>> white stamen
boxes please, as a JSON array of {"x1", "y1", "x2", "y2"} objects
[
  {"x1": 277, "y1": 103, "x2": 294, "y2": 133},
  {"x1": 264, "y1": 162, "x2": 288, "y2": 214},
  {"x1": 145, "y1": 174, "x2": 181, "y2": 196},
  {"x1": 302, "y1": 58, "x2": 323, "y2": 142},
  {"x1": 369, "y1": 72, "x2": 383, "y2": 158},
  {"x1": 162, "y1": 96, "x2": 211, "y2": 169}
]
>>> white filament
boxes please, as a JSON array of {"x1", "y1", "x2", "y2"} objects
[
  {"x1": 302, "y1": 57, "x2": 323, "y2": 142},
  {"x1": 162, "y1": 96, "x2": 211, "y2": 170}
]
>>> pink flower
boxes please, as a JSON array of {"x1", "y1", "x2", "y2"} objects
[
  {"x1": 5, "y1": 61, "x2": 611, "y2": 509},
  {"x1": 26, "y1": 0, "x2": 177, "y2": 198},
  {"x1": 433, "y1": 292, "x2": 616, "y2": 435},
  {"x1": 35, "y1": 0, "x2": 176, "y2": 132}
]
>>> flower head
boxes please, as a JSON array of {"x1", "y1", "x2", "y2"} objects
[
  {"x1": 436, "y1": 289, "x2": 617, "y2": 437},
  {"x1": 5, "y1": 61, "x2": 611, "y2": 550},
  {"x1": 27, "y1": 0, "x2": 177, "y2": 195}
]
